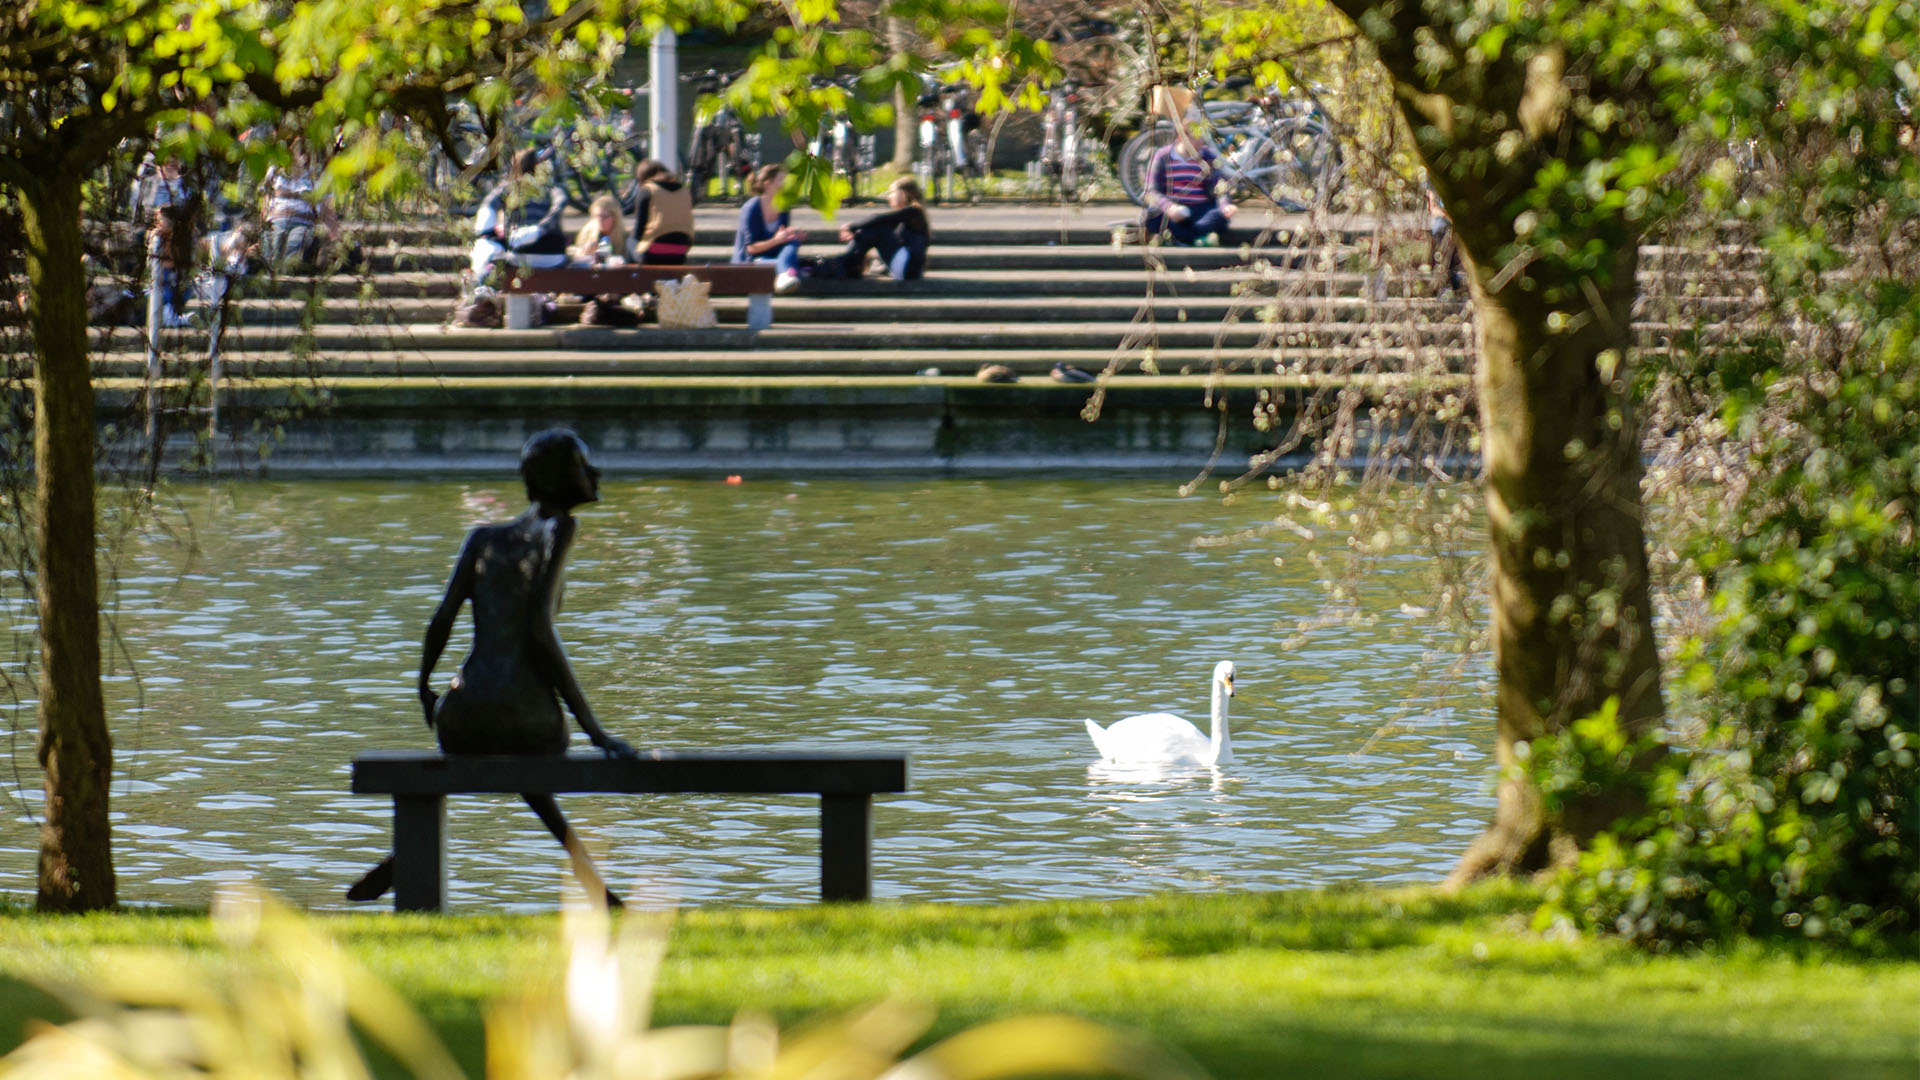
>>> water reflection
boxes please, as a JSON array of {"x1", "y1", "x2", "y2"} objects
[
  {"x1": 2, "y1": 475, "x2": 1495, "y2": 909},
  {"x1": 1085, "y1": 761, "x2": 1229, "y2": 795}
]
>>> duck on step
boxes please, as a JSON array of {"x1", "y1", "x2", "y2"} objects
[{"x1": 1084, "y1": 660, "x2": 1236, "y2": 766}]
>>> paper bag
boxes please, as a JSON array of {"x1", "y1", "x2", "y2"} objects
[{"x1": 655, "y1": 273, "x2": 717, "y2": 329}]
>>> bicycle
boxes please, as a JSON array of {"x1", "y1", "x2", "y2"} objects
[
  {"x1": 916, "y1": 74, "x2": 988, "y2": 202},
  {"x1": 1034, "y1": 79, "x2": 1095, "y2": 200},
  {"x1": 416, "y1": 99, "x2": 501, "y2": 208},
  {"x1": 914, "y1": 76, "x2": 953, "y2": 202},
  {"x1": 808, "y1": 74, "x2": 875, "y2": 203},
  {"x1": 685, "y1": 69, "x2": 759, "y2": 205},
  {"x1": 1117, "y1": 79, "x2": 1344, "y2": 211},
  {"x1": 552, "y1": 86, "x2": 649, "y2": 214}
]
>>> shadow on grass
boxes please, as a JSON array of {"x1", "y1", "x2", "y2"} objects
[{"x1": 0, "y1": 977, "x2": 70, "y2": 1051}]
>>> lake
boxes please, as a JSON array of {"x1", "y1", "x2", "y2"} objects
[{"x1": 2, "y1": 475, "x2": 1494, "y2": 909}]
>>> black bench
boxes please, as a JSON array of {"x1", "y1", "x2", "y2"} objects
[
  {"x1": 351, "y1": 748, "x2": 909, "y2": 911},
  {"x1": 503, "y1": 263, "x2": 780, "y2": 330}
]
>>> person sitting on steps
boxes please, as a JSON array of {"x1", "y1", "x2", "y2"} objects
[
  {"x1": 1141, "y1": 90, "x2": 1236, "y2": 248},
  {"x1": 469, "y1": 147, "x2": 572, "y2": 281},
  {"x1": 732, "y1": 163, "x2": 805, "y2": 295},
  {"x1": 145, "y1": 159, "x2": 203, "y2": 328},
  {"x1": 628, "y1": 159, "x2": 693, "y2": 266},
  {"x1": 346, "y1": 429, "x2": 635, "y2": 908},
  {"x1": 260, "y1": 141, "x2": 340, "y2": 271},
  {"x1": 569, "y1": 194, "x2": 628, "y2": 266},
  {"x1": 831, "y1": 176, "x2": 930, "y2": 281}
]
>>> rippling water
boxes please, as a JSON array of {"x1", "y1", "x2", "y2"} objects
[{"x1": 2, "y1": 476, "x2": 1494, "y2": 910}]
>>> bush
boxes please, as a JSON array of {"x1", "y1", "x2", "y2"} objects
[{"x1": 1541, "y1": 338, "x2": 1919, "y2": 952}]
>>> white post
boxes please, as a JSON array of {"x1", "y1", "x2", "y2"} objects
[
  {"x1": 145, "y1": 250, "x2": 163, "y2": 442},
  {"x1": 649, "y1": 28, "x2": 680, "y2": 173},
  {"x1": 206, "y1": 273, "x2": 226, "y2": 440}
]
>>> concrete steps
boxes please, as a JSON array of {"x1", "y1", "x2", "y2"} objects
[
  {"x1": 354, "y1": 242, "x2": 1334, "y2": 275},
  {"x1": 96, "y1": 345, "x2": 1472, "y2": 380},
  {"x1": 129, "y1": 317, "x2": 1483, "y2": 354},
  {"x1": 205, "y1": 287, "x2": 1741, "y2": 330},
  {"x1": 208, "y1": 291, "x2": 1486, "y2": 327},
  {"x1": 73, "y1": 205, "x2": 1785, "y2": 470}
]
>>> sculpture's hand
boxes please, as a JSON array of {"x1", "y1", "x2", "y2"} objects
[
  {"x1": 419, "y1": 688, "x2": 438, "y2": 729},
  {"x1": 594, "y1": 733, "x2": 637, "y2": 758}
]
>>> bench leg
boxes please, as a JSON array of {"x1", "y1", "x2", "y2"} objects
[
  {"x1": 392, "y1": 794, "x2": 447, "y2": 912},
  {"x1": 746, "y1": 292, "x2": 773, "y2": 331},
  {"x1": 820, "y1": 793, "x2": 872, "y2": 902},
  {"x1": 503, "y1": 293, "x2": 535, "y2": 330}
]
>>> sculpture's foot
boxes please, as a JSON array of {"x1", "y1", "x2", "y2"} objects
[{"x1": 346, "y1": 856, "x2": 395, "y2": 901}]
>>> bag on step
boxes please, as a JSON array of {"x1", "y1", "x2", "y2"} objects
[
  {"x1": 452, "y1": 293, "x2": 501, "y2": 328},
  {"x1": 580, "y1": 295, "x2": 639, "y2": 327},
  {"x1": 654, "y1": 273, "x2": 716, "y2": 329}
]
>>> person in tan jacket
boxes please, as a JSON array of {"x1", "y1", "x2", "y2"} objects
[{"x1": 627, "y1": 159, "x2": 693, "y2": 265}]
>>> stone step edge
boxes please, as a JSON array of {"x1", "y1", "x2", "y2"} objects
[{"x1": 93, "y1": 371, "x2": 1474, "y2": 393}]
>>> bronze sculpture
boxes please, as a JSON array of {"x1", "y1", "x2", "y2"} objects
[{"x1": 348, "y1": 429, "x2": 634, "y2": 906}]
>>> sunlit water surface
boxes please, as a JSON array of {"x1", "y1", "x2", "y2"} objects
[{"x1": 2, "y1": 476, "x2": 1494, "y2": 910}]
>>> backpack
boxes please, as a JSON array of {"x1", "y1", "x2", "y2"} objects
[{"x1": 452, "y1": 294, "x2": 501, "y2": 328}]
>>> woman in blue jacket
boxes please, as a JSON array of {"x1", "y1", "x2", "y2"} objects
[{"x1": 732, "y1": 164, "x2": 806, "y2": 294}]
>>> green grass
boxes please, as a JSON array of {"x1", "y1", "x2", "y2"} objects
[{"x1": 2, "y1": 885, "x2": 1915, "y2": 1079}]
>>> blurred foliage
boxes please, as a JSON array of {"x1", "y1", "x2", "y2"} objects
[
  {"x1": 1533, "y1": 0, "x2": 1920, "y2": 951},
  {"x1": 0, "y1": 886, "x2": 1208, "y2": 1080}
]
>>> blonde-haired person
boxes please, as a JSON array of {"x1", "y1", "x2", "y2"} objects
[
  {"x1": 569, "y1": 195, "x2": 628, "y2": 265},
  {"x1": 833, "y1": 176, "x2": 930, "y2": 280}
]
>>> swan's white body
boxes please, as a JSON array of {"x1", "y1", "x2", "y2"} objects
[{"x1": 1085, "y1": 660, "x2": 1236, "y2": 765}]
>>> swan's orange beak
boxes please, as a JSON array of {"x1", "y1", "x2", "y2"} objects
[{"x1": 1225, "y1": 676, "x2": 1236, "y2": 697}]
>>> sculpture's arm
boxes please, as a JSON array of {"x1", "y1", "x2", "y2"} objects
[
  {"x1": 531, "y1": 515, "x2": 634, "y2": 757},
  {"x1": 418, "y1": 531, "x2": 479, "y2": 727}
]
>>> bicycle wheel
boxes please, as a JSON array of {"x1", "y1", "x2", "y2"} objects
[
  {"x1": 685, "y1": 125, "x2": 713, "y2": 205},
  {"x1": 713, "y1": 144, "x2": 737, "y2": 203},
  {"x1": 934, "y1": 139, "x2": 954, "y2": 204},
  {"x1": 1059, "y1": 124, "x2": 1082, "y2": 199},
  {"x1": 915, "y1": 129, "x2": 935, "y2": 198},
  {"x1": 836, "y1": 133, "x2": 860, "y2": 203},
  {"x1": 1244, "y1": 117, "x2": 1343, "y2": 209},
  {"x1": 1118, "y1": 124, "x2": 1175, "y2": 206},
  {"x1": 1293, "y1": 118, "x2": 1345, "y2": 203},
  {"x1": 554, "y1": 141, "x2": 595, "y2": 212},
  {"x1": 962, "y1": 130, "x2": 989, "y2": 198}
]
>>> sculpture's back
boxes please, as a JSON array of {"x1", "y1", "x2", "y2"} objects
[{"x1": 431, "y1": 516, "x2": 570, "y2": 755}]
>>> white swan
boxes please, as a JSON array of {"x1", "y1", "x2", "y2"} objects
[{"x1": 1085, "y1": 660, "x2": 1237, "y2": 765}]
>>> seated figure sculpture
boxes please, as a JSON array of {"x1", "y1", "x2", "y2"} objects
[{"x1": 348, "y1": 429, "x2": 634, "y2": 906}]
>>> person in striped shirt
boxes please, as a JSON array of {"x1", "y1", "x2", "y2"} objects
[{"x1": 1143, "y1": 124, "x2": 1236, "y2": 246}]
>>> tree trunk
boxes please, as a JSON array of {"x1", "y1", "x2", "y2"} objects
[
  {"x1": 1322, "y1": 0, "x2": 1676, "y2": 885},
  {"x1": 20, "y1": 176, "x2": 117, "y2": 912},
  {"x1": 1446, "y1": 239, "x2": 1666, "y2": 885},
  {"x1": 888, "y1": 16, "x2": 916, "y2": 172}
]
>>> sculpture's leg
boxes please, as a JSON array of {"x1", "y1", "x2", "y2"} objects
[
  {"x1": 522, "y1": 793, "x2": 623, "y2": 908},
  {"x1": 346, "y1": 855, "x2": 395, "y2": 901}
]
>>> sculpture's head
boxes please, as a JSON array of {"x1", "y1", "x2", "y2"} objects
[{"x1": 520, "y1": 428, "x2": 601, "y2": 508}]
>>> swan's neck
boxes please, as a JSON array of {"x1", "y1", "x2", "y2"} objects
[{"x1": 1208, "y1": 680, "x2": 1232, "y2": 763}]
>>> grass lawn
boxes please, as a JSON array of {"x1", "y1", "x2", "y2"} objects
[{"x1": 1, "y1": 884, "x2": 1914, "y2": 1079}]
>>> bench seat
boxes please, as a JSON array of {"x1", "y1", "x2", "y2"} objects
[
  {"x1": 504, "y1": 264, "x2": 779, "y2": 330},
  {"x1": 351, "y1": 748, "x2": 908, "y2": 910}
]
